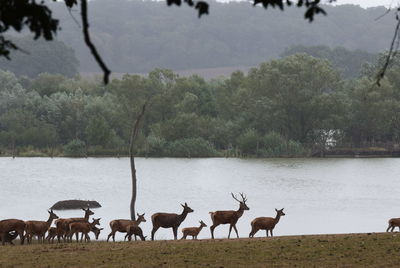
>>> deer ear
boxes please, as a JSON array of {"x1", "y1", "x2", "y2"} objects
[
  {"x1": 185, "y1": 202, "x2": 188, "y2": 206},
  {"x1": 137, "y1": 213, "x2": 140, "y2": 217},
  {"x1": 275, "y1": 208, "x2": 278, "y2": 212},
  {"x1": 181, "y1": 203, "x2": 185, "y2": 208},
  {"x1": 100, "y1": 228, "x2": 104, "y2": 230},
  {"x1": 142, "y1": 213, "x2": 145, "y2": 216}
]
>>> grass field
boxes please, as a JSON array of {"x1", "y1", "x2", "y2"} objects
[{"x1": 0, "y1": 233, "x2": 399, "y2": 267}]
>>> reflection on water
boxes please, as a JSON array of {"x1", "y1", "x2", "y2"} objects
[{"x1": 0, "y1": 157, "x2": 399, "y2": 240}]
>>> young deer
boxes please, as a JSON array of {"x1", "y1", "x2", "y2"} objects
[
  {"x1": 0, "y1": 231, "x2": 18, "y2": 245},
  {"x1": 209, "y1": 193, "x2": 249, "y2": 239},
  {"x1": 151, "y1": 202, "x2": 194, "y2": 240},
  {"x1": 386, "y1": 218, "x2": 400, "y2": 232},
  {"x1": 107, "y1": 213, "x2": 146, "y2": 242},
  {"x1": 125, "y1": 225, "x2": 146, "y2": 241},
  {"x1": 181, "y1": 220, "x2": 207, "y2": 240},
  {"x1": 68, "y1": 218, "x2": 101, "y2": 242},
  {"x1": 46, "y1": 227, "x2": 57, "y2": 243},
  {"x1": 56, "y1": 207, "x2": 94, "y2": 242},
  {"x1": 249, "y1": 208, "x2": 285, "y2": 238},
  {"x1": 25, "y1": 210, "x2": 59, "y2": 244},
  {"x1": 0, "y1": 219, "x2": 26, "y2": 245}
]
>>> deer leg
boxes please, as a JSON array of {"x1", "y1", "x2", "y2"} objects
[
  {"x1": 233, "y1": 225, "x2": 239, "y2": 238},
  {"x1": 386, "y1": 225, "x2": 391, "y2": 232},
  {"x1": 266, "y1": 229, "x2": 269, "y2": 237},
  {"x1": 134, "y1": 235, "x2": 137, "y2": 241},
  {"x1": 228, "y1": 225, "x2": 233, "y2": 239},
  {"x1": 173, "y1": 227, "x2": 178, "y2": 240},
  {"x1": 107, "y1": 231, "x2": 115, "y2": 242},
  {"x1": 391, "y1": 226, "x2": 395, "y2": 232},
  {"x1": 151, "y1": 226, "x2": 160, "y2": 241},
  {"x1": 270, "y1": 229, "x2": 274, "y2": 237},
  {"x1": 210, "y1": 224, "x2": 218, "y2": 239}
]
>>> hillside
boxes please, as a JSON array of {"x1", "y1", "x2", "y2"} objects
[{"x1": 48, "y1": 1, "x2": 393, "y2": 73}]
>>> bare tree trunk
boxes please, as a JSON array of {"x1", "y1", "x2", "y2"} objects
[{"x1": 129, "y1": 103, "x2": 147, "y2": 221}]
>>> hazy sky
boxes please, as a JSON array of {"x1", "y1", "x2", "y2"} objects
[{"x1": 332, "y1": 0, "x2": 398, "y2": 8}]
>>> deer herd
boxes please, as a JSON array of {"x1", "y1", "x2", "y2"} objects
[
  {"x1": 0, "y1": 192, "x2": 291, "y2": 245},
  {"x1": 2, "y1": 192, "x2": 399, "y2": 245}
]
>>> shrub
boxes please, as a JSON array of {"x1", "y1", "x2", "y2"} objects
[
  {"x1": 63, "y1": 139, "x2": 86, "y2": 157},
  {"x1": 236, "y1": 129, "x2": 259, "y2": 155},
  {"x1": 166, "y1": 137, "x2": 218, "y2": 157}
]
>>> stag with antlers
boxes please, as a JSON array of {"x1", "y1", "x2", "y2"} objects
[{"x1": 209, "y1": 193, "x2": 249, "y2": 239}]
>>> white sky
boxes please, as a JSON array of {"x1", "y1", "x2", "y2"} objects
[{"x1": 331, "y1": 0, "x2": 398, "y2": 8}]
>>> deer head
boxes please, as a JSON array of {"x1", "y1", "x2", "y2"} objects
[
  {"x1": 82, "y1": 207, "x2": 95, "y2": 217},
  {"x1": 136, "y1": 213, "x2": 146, "y2": 223},
  {"x1": 181, "y1": 202, "x2": 194, "y2": 214},
  {"x1": 48, "y1": 209, "x2": 59, "y2": 220},
  {"x1": 92, "y1": 218, "x2": 101, "y2": 226},
  {"x1": 231, "y1": 193, "x2": 249, "y2": 211},
  {"x1": 94, "y1": 227, "x2": 104, "y2": 240},
  {"x1": 275, "y1": 208, "x2": 285, "y2": 217},
  {"x1": 199, "y1": 220, "x2": 207, "y2": 227}
]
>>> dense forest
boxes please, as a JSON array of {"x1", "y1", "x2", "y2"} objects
[
  {"x1": 1, "y1": 49, "x2": 399, "y2": 157},
  {"x1": 43, "y1": 0, "x2": 393, "y2": 73}
]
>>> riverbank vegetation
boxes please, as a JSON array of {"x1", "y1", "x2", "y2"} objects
[
  {"x1": 1, "y1": 50, "x2": 400, "y2": 158},
  {"x1": 1, "y1": 233, "x2": 399, "y2": 267}
]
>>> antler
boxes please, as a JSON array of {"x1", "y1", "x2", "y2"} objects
[
  {"x1": 239, "y1": 192, "x2": 247, "y2": 203},
  {"x1": 231, "y1": 192, "x2": 247, "y2": 203}
]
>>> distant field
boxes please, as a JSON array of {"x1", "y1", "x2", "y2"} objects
[{"x1": 1, "y1": 233, "x2": 399, "y2": 267}]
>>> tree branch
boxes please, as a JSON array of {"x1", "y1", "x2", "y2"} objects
[{"x1": 80, "y1": 0, "x2": 111, "y2": 84}]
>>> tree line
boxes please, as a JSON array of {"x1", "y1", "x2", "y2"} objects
[{"x1": 0, "y1": 51, "x2": 399, "y2": 157}]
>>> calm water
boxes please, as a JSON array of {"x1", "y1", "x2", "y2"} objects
[{"x1": 1, "y1": 157, "x2": 399, "y2": 240}]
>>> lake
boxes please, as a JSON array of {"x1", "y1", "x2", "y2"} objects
[{"x1": 0, "y1": 157, "x2": 399, "y2": 240}]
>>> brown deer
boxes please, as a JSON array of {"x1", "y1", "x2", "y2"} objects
[
  {"x1": 386, "y1": 218, "x2": 400, "y2": 232},
  {"x1": 181, "y1": 220, "x2": 207, "y2": 240},
  {"x1": 125, "y1": 225, "x2": 146, "y2": 241},
  {"x1": 249, "y1": 208, "x2": 285, "y2": 238},
  {"x1": 46, "y1": 227, "x2": 57, "y2": 243},
  {"x1": 68, "y1": 218, "x2": 101, "y2": 242},
  {"x1": 107, "y1": 213, "x2": 146, "y2": 242},
  {"x1": 48, "y1": 225, "x2": 103, "y2": 243},
  {"x1": 0, "y1": 231, "x2": 18, "y2": 245},
  {"x1": 151, "y1": 202, "x2": 194, "y2": 240},
  {"x1": 0, "y1": 219, "x2": 26, "y2": 245},
  {"x1": 55, "y1": 207, "x2": 94, "y2": 242},
  {"x1": 209, "y1": 193, "x2": 249, "y2": 239},
  {"x1": 25, "y1": 210, "x2": 59, "y2": 244}
]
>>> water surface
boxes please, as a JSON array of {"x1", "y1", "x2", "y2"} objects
[{"x1": 0, "y1": 157, "x2": 399, "y2": 240}]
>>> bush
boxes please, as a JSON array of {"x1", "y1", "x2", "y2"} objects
[
  {"x1": 260, "y1": 131, "x2": 287, "y2": 157},
  {"x1": 166, "y1": 137, "x2": 218, "y2": 157},
  {"x1": 236, "y1": 129, "x2": 259, "y2": 155},
  {"x1": 147, "y1": 135, "x2": 167, "y2": 157},
  {"x1": 63, "y1": 139, "x2": 86, "y2": 157}
]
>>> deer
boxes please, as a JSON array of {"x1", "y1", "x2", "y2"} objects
[
  {"x1": 25, "y1": 210, "x2": 59, "y2": 244},
  {"x1": 55, "y1": 207, "x2": 94, "y2": 242},
  {"x1": 209, "y1": 193, "x2": 249, "y2": 239},
  {"x1": 386, "y1": 217, "x2": 400, "y2": 232},
  {"x1": 0, "y1": 231, "x2": 18, "y2": 245},
  {"x1": 181, "y1": 220, "x2": 207, "y2": 240},
  {"x1": 107, "y1": 213, "x2": 146, "y2": 242},
  {"x1": 249, "y1": 208, "x2": 285, "y2": 238},
  {"x1": 125, "y1": 225, "x2": 146, "y2": 241},
  {"x1": 151, "y1": 202, "x2": 194, "y2": 240},
  {"x1": 46, "y1": 227, "x2": 57, "y2": 243},
  {"x1": 0, "y1": 219, "x2": 26, "y2": 245},
  {"x1": 68, "y1": 218, "x2": 101, "y2": 242},
  {"x1": 47, "y1": 225, "x2": 103, "y2": 243}
]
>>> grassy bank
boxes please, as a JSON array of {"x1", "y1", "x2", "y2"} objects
[{"x1": 1, "y1": 233, "x2": 399, "y2": 267}]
